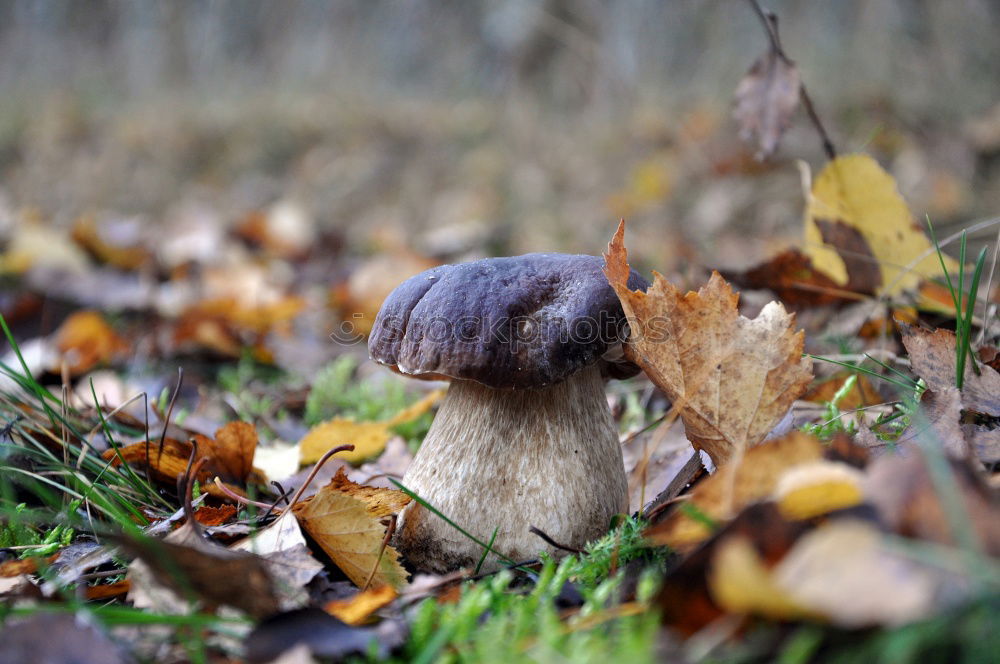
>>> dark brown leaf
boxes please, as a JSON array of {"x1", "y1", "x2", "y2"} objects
[{"x1": 733, "y1": 48, "x2": 801, "y2": 159}]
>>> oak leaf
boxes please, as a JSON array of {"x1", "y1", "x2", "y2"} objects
[
  {"x1": 292, "y1": 468, "x2": 410, "y2": 589},
  {"x1": 604, "y1": 223, "x2": 812, "y2": 465}
]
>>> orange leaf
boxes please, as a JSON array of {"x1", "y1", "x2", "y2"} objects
[
  {"x1": 604, "y1": 222, "x2": 813, "y2": 465},
  {"x1": 54, "y1": 310, "x2": 129, "y2": 375}
]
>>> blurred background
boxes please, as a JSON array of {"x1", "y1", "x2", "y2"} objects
[{"x1": 0, "y1": 0, "x2": 999, "y2": 382}]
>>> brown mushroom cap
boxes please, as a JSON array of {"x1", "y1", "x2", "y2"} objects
[{"x1": 368, "y1": 253, "x2": 648, "y2": 389}]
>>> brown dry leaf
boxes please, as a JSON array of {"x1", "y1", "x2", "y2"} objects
[
  {"x1": 71, "y1": 214, "x2": 151, "y2": 270},
  {"x1": 300, "y1": 389, "x2": 443, "y2": 465},
  {"x1": 711, "y1": 519, "x2": 945, "y2": 628},
  {"x1": 864, "y1": 450, "x2": 1000, "y2": 555},
  {"x1": 0, "y1": 554, "x2": 58, "y2": 577},
  {"x1": 325, "y1": 585, "x2": 398, "y2": 625},
  {"x1": 644, "y1": 432, "x2": 824, "y2": 551},
  {"x1": 193, "y1": 504, "x2": 237, "y2": 527},
  {"x1": 120, "y1": 528, "x2": 280, "y2": 619},
  {"x1": 803, "y1": 154, "x2": 959, "y2": 296},
  {"x1": 901, "y1": 324, "x2": 1000, "y2": 416},
  {"x1": 53, "y1": 310, "x2": 129, "y2": 375},
  {"x1": 604, "y1": 222, "x2": 813, "y2": 465},
  {"x1": 102, "y1": 421, "x2": 258, "y2": 498},
  {"x1": 292, "y1": 468, "x2": 410, "y2": 589},
  {"x1": 733, "y1": 48, "x2": 801, "y2": 159},
  {"x1": 84, "y1": 579, "x2": 131, "y2": 601},
  {"x1": 730, "y1": 248, "x2": 853, "y2": 307}
]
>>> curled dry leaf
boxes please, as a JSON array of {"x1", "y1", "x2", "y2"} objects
[
  {"x1": 54, "y1": 310, "x2": 129, "y2": 375},
  {"x1": 103, "y1": 420, "x2": 259, "y2": 498},
  {"x1": 803, "y1": 154, "x2": 958, "y2": 297},
  {"x1": 733, "y1": 47, "x2": 801, "y2": 160},
  {"x1": 292, "y1": 468, "x2": 410, "y2": 589},
  {"x1": 644, "y1": 432, "x2": 826, "y2": 551},
  {"x1": 604, "y1": 222, "x2": 812, "y2": 465}
]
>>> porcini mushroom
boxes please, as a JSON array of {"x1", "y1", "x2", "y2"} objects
[{"x1": 369, "y1": 253, "x2": 648, "y2": 572}]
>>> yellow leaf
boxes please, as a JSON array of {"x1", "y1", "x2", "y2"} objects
[
  {"x1": 300, "y1": 389, "x2": 443, "y2": 465},
  {"x1": 299, "y1": 419, "x2": 392, "y2": 465},
  {"x1": 325, "y1": 585, "x2": 397, "y2": 625},
  {"x1": 292, "y1": 468, "x2": 410, "y2": 589},
  {"x1": 773, "y1": 461, "x2": 865, "y2": 520},
  {"x1": 803, "y1": 153, "x2": 958, "y2": 295},
  {"x1": 604, "y1": 222, "x2": 813, "y2": 465},
  {"x1": 709, "y1": 535, "x2": 816, "y2": 620},
  {"x1": 644, "y1": 432, "x2": 823, "y2": 551}
]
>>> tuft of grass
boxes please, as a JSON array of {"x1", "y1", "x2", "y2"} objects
[
  {"x1": 926, "y1": 220, "x2": 988, "y2": 389},
  {"x1": 400, "y1": 556, "x2": 662, "y2": 664}
]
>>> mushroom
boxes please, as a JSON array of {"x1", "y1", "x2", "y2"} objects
[{"x1": 368, "y1": 253, "x2": 648, "y2": 572}]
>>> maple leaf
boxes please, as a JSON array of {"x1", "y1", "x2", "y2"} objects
[
  {"x1": 604, "y1": 222, "x2": 812, "y2": 465},
  {"x1": 292, "y1": 468, "x2": 410, "y2": 589},
  {"x1": 733, "y1": 46, "x2": 801, "y2": 159}
]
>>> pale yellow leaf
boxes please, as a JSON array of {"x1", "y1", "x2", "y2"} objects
[
  {"x1": 773, "y1": 461, "x2": 865, "y2": 520},
  {"x1": 299, "y1": 419, "x2": 392, "y2": 465},
  {"x1": 325, "y1": 585, "x2": 397, "y2": 625}
]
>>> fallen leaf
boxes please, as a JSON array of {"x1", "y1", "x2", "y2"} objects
[
  {"x1": 103, "y1": 421, "x2": 259, "y2": 498},
  {"x1": 644, "y1": 432, "x2": 824, "y2": 551},
  {"x1": 299, "y1": 419, "x2": 393, "y2": 466},
  {"x1": 604, "y1": 222, "x2": 813, "y2": 465},
  {"x1": 773, "y1": 460, "x2": 865, "y2": 520},
  {"x1": 299, "y1": 390, "x2": 443, "y2": 465},
  {"x1": 0, "y1": 215, "x2": 90, "y2": 275},
  {"x1": 901, "y1": 324, "x2": 1000, "y2": 416},
  {"x1": 801, "y1": 373, "x2": 884, "y2": 410},
  {"x1": 864, "y1": 450, "x2": 1000, "y2": 555},
  {"x1": 729, "y1": 247, "x2": 852, "y2": 307},
  {"x1": 733, "y1": 47, "x2": 801, "y2": 159},
  {"x1": 325, "y1": 585, "x2": 397, "y2": 625},
  {"x1": 803, "y1": 154, "x2": 958, "y2": 295},
  {"x1": 656, "y1": 503, "x2": 807, "y2": 634},
  {"x1": 0, "y1": 554, "x2": 58, "y2": 577},
  {"x1": 71, "y1": 214, "x2": 151, "y2": 270},
  {"x1": 121, "y1": 526, "x2": 280, "y2": 619},
  {"x1": 53, "y1": 310, "x2": 129, "y2": 375},
  {"x1": 84, "y1": 579, "x2": 131, "y2": 600},
  {"x1": 813, "y1": 218, "x2": 881, "y2": 295},
  {"x1": 709, "y1": 534, "x2": 815, "y2": 621},
  {"x1": 711, "y1": 519, "x2": 947, "y2": 628},
  {"x1": 292, "y1": 468, "x2": 410, "y2": 589}
]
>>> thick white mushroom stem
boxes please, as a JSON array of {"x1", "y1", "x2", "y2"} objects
[{"x1": 396, "y1": 363, "x2": 627, "y2": 573}]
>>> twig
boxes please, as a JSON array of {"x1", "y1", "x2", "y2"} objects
[
  {"x1": 152, "y1": 367, "x2": 184, "y2": 488},
  {"x1": 528, "y1": 526, "x2": 584, "y2": 554},
  {"x1": 362, "y1": 514, "x2": 397, "y2": 591},
  {"x1": 748, "y1": 0, "x2": 836, "y2": 160}
]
